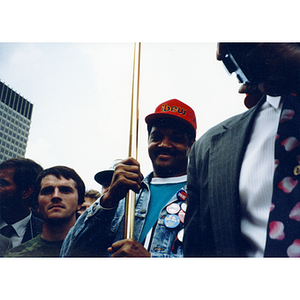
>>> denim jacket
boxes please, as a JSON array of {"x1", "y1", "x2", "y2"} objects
[{"x1": 60, "y1": 173, "x2": 186, "y2": 257}]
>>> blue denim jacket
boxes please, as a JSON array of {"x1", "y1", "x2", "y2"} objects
[{"x1": 60, "y1": 173, "x2": 186, "y2": 257}]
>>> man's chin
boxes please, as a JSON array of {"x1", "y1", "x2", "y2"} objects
[
  {"x1": 45, "y1": 215, "x2": 67, "y2": 224},
  {"x1": 153, "y1": 164, "x2": 174, "y2": 177},
  {"x1": 152, "y1": 160, "x2": 187, "y2": 177}
]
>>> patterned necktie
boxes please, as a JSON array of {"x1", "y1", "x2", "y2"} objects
[
  {"x1": 264, "y1": 94, "x2": 300, "y2": 257},
  {"x1": 0, "y1": 225, "x2": 16, "y2": 238}
]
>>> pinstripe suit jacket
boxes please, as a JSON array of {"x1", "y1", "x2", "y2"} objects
[{"x1": 183, "y1": 97, "x2": 265, "y2": 257}]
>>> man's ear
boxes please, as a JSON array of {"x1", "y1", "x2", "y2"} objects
[
  {"x1": 186, "y1": 140, "x2": 195, "y2": 156},
  {"x1": 21, "y1": 186, "x2": 34, "y2": 200},
  {"x1": 76, "y1": 203, "x2": 82, "y2": 212}
]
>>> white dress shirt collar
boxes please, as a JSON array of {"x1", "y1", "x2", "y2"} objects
[
  {"x1": 266, "y1": 95, "x2": 282, "y2": 109},
  {"x1": 0, "y1": 212, "x2": 31, "y2": 237}
]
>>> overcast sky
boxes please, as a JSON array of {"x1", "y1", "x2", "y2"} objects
[
  {"x1": 0, "y1": 42, "x2": 247, "y2": 190},
  {"x1": 1, "y1": 1, "x2": 296, "y2": 193}
]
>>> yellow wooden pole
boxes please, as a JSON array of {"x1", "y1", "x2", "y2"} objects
[{"x1": 124, "y1": 42, "x2": 141, "y2": 239}]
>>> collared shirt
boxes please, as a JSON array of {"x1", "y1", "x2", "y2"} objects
[
  {"x1": 239, "y1": 95, "x2": 282, "y2": 257},
  {"x1": 0, "y1": 213, "x2": 32, "y2": 248}
]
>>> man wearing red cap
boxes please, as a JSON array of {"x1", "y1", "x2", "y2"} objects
[{"x1": 60, "y1": 99, "x2": 197, "y2": 257}]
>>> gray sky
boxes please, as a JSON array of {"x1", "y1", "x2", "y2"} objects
[{"x1": 0, "y1": 43, "x2": 246, "y2": 190}]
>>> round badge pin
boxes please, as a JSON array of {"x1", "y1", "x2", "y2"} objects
[
  {"x1": 178, "y1": 209, "x2": 185, "y2": 223},
  {"x1": 164, "y1": 214, "x2": 180, "y2": 228},
  {"x1": 177, "y1": 189, "x2": 187, "y2": 201},
  {"x1": 294, "y1": 165, "x2": 300, "y2": 176},
  {"x1": 177, "y1": 229, "x2": 184, "y2": 242},
  {"x1": 181, "y1": 202, "x2": 187, "y2": 212},
  {"x1": 166, "y1": 203, "x2": 180, "y2": 214}
]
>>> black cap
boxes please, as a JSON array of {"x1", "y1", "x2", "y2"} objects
[{"x1": 94, "y1": 159, "x2": 122, "y2": 186}]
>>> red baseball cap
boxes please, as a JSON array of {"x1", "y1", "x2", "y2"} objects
[{"x1": 145, "y1": 99, "x2": 197, "y2": 139}]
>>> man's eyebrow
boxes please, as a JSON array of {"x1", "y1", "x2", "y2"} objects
[
  {"x1": 39, "y1": 186, "x2": 53, "y2": 195},
  {"x1": 59, "y1": 186, "x2": 74, "y2": 191},
  {"x1": 150, "y1": 131, "x2": 161, "y2": 137},
  {"x1": 40, "y1": 185, "x2": 53, "y2": 191},
  {"x1": 39, "y1": 185, "x2": 75, "y2": 194}
]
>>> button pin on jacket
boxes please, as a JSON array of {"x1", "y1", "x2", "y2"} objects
[
  {"x1": 166, "y1": 203, "x2": 180, "y2": 214},
  {"x1": 177, "y1": 228, "x2": 184, "y2": 242},
  {"x1": 164, "y1": 214, "x2": 180, "y2": 228},
  {"x1": 178, "y1": 209, "x2": 185, "y2": 223},
  {"x1": 294, "y1": 165, "x2": 300, "y2": 176},
  {"x1": 177, "y1": 189, "x2": 187, "y2": 201}
]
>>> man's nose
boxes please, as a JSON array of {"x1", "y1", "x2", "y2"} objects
[
  {"x1": 216, "y1": 43, "x2": 227, "y2": 61},
  {"x1": 52, "y1": 188, "x2": 62, "y2": 200},
  {"x1": 158, "y1": 136, "x2": 172, "y2": 148}
]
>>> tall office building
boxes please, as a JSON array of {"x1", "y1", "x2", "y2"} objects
[{"x1": 0, "y1": 80, "x2": 33, "y2": 163}]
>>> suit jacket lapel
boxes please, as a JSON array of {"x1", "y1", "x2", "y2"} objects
[{"x1": 208, "y1": 98, "x2": 264, "y2": 255}]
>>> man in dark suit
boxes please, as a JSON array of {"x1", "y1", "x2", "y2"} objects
[
  {"x1": 183, "y1": 43, "x2": 300, "y2": 257},
  {"x1": 0, "y1": 158, "x2": 43, "y2": 248}
]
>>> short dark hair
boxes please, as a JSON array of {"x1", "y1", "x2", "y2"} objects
[
  {"x1": 0, "y1": 158, "x2": 43, "y2": 192},
  {"x1": 147, "y1": 118, "x2": 195, "y2": 146},
  {"x1": 34, "y1": 166, "x2": 86, "y2": 205},
  {"x1": 85, "y1": 189, "x2": 101, "y2": 200}
]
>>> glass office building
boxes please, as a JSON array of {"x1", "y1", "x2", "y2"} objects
[{"x1": 0, "y1": 80, "x2": 33, "y2": 163}]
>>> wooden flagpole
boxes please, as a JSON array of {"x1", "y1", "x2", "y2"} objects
[{"x1": 124, "y1": 42, "x2": 141, "y2": 239}]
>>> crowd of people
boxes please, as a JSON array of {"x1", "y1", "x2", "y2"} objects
[{"x1": 1, "y1": 43, "x2": 300, "y2": 257}]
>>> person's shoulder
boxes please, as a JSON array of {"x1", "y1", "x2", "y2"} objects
[
  {"x1": 210, "y1": 111, "x2": 248, "y2": 135},
  {"x1": 194, "y1": 105, "x2": 259, "y2": 148},
  {"x1": 4, "y1": 235, "x2": 41, "y2": 257}
]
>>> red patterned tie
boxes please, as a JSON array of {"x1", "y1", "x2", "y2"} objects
[{"x1": 264, "y1": 94, "x2": 300, "y2": 257}]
